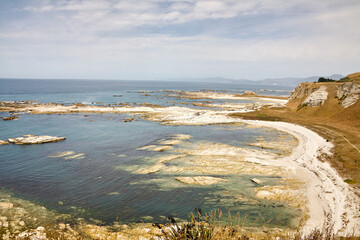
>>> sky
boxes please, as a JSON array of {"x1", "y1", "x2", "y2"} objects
[{"x1": 0, "y1": 0, "x2": 359, "y2": 80}]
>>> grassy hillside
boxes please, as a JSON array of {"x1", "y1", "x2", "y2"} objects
[{"x1": 230, "y1": 78, "x2": 360, "y2": 193}]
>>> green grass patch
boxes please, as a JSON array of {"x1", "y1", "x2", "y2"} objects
[{"x1": 344, "y1": 179, "x2": 356, "y2": 184}]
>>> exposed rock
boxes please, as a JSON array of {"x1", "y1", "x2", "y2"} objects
[
  {"x1": 175, "y1": 176, "x2": 229, "y2": 185},
  {"x1": 8, "y1": 135, "x2": 66, "y2": 145},
  {"x1": 10, "y1": 112, "x2": 24, "y2": 116},
  {"x1": 289, "y1": 83, "x2": 319, "y2": 101},
  {"x1": 337, "y1": 82, "x2": 360, "y2": 108},
  {"x1": 58, "y1": 223, "x2": 66, "y2": 230},
  {"x1": 123, "y1": 118, "x2": 136, "y2": 122},
  {"x1": 2, "y1": 116, "x2": 19, "y2": 121},
  {"x1": 251, "y1": 178, "x2": 263, "y2": 184},
  {"x1": 302, "y1": 85, "x2": 328, "y2": 107},
  {"x1": 0, "y1": 202, "x2": 14, "y2": 209},
  {"x1": 242, "y1": 91, "x2": 258, "y2": 96},
  {"x1": 0, "y1": 140, "x2": 9, "y2": 145}
]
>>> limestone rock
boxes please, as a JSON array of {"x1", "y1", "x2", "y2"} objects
[
  {"x1": 242, "y1": 91, "x2": 257, "y2": 96},
  {"x1": 337, "y1": 82, "x2": 360, "y2": 108},
  {"x1": 252, "y1": 178, "x2": 263, "y2": 184},
  {"x1": 123, "y1": 118, "x2": 136, "y2": 122},
  {"x1": 175, "y1": 176, "x2": 229, "y2": 185},
  {"x1": 0, "y1": 202, "x2": 14, "y2": 209},
  {"x1": 8, "y1": 135, "x2": 66, "y2": 144},
  {"x1": 289, "y1": 83, "x2": 318, "y2": 100},
  {"x1": 0, "y1": 140, "x2": 9, "y2": 145},
  {"x1": 302, "y1": 85, "x2": 328, "y2": 107}
]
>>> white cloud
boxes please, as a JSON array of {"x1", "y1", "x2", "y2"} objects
[{"x1": 1, "y1": 0, "x2": 359, "y2": 79}]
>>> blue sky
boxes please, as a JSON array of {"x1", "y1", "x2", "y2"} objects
[{"x1": 0, "y1": 0, "x2": 359, "y2": 80}]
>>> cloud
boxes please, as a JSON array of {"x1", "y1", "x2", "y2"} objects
[{"x1": 0, "y1": 0, "x2": 359, "y2": 79}]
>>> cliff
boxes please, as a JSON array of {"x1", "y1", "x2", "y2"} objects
[
  {"x1": 230, "y1": 72, "x2": 360, "y2": 189},
  {"x1": 287, "y1": 73, "x2": 360, "y2": 121}
]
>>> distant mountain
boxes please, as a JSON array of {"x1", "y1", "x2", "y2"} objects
[
  {"x1": 256, "y1": 74, "x2": 344, "y2": 86},
  {"x1": 165, "y1": 74, "x2": 345, "y2": 86}
]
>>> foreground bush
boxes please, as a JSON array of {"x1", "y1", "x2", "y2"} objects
[{"x1": 155, "y1": 208, "x2": 357, "y2": 240}]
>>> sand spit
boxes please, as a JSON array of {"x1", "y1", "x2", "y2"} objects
[{"x1": 243, "y1": 120, "x2": 360, "y2": 235}]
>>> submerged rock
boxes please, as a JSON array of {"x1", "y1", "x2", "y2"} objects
[
  {"x1": 50, "y1": 151, "x2": 85, "y2": 160},
  {"x1": 137, "y1": 145, "x2": 173, "y2": 152},
  {"x1": 8, "y1": 135, "x2": 66, "y2": 145},
  {"x1": 136, "y1": 164, "x2": 164, "y2": 174},
  {"x1": 171, "y1": 134, "x2": 192, "y2": 140},
  {"x1": 175, "y1": 176, "x2": 229, "y2": 185},
  {"x1": 157, "y1": 139, "x2": 182, "y2": 145}
]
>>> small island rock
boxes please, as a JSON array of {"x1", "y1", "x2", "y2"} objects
[{"x1": 8, "y1": 135, "x2": 66, "y2": 144}]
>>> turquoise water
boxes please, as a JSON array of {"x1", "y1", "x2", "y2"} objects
[{"x1": 0, "y1": 79, "x2": 297, "y2": 228}]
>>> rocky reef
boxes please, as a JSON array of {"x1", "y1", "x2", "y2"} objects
[
  {"x1": 7, "y1": 135, "x2": 66, "y2": 145},
  {"x1": 2, "y1": 116, "x2": 19, "y2": 121},
  {"x1": 175, "y1": 176, "x2": 229, "y2": 185}
]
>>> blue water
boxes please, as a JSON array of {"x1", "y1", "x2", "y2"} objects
[{"x1": 0, "y1": 79, "x2": 297, "y2": 228}]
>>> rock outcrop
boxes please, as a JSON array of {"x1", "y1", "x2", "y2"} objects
[
  {"x1": 337, "y1": 82, "x2": 360, "y2": 108},
  {"x1": 289, "y1": 80, "x2": 360, "y2": 109},
  {"x1": 2, "y1": 116, "x2": 19, "y2": 121},
  {"x1": 8, "y1": 135, "x2": 66, "y2": 144},
  {"x1": 0, "y1": 140, "x2": 9, "y2": 145},
  {"x1": 302, "y1": 85, "x2": 328, "y2": 107}
]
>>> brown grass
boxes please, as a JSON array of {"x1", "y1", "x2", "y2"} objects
[{"x1": 229, "y1": 83, "x2": 360, "y2": 194}]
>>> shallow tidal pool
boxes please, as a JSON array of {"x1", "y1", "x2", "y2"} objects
[{"x1": 0, "y1": 112, "x2": 300, "y2": 228}]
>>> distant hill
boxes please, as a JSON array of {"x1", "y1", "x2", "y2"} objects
[
  {"x1": 342, "y1": 72, "x2": 360, "y2": 82},
  {"x1": 166, "y1": 74, "x2": 345, "y2": 86}
]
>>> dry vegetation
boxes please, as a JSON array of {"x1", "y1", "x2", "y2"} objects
[
  {"x1": 229, "y1": 79, "x2": 360, "y2": 195},
  {"x1": 157, "y1": 209, "x2": 359, "y2": 240}
]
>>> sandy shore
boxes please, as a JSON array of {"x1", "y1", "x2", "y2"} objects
[
  {"x1": 243, "y1": 120, "x2": 360, "y2": 235},
  {"x1": 1, "y1": 101, "x2": 360, "y2": 235}
]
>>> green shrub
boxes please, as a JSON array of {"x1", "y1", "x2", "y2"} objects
[{"x1": 344, "y1": 179, "x2": 356, "y2": 184}]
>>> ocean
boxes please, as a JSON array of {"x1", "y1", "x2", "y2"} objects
[{"x1": 0, "y1": 79, "x2": 297, "y2": 228}]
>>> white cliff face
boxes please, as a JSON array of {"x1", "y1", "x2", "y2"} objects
[
  {"x1": 337, "y1": 82, "x2": 360, "y2": 108},
  {"x1": 289, "y1": 83, "x2": 316, "y2": 101},
  {"x1": 302, "y1": 85, "x2": 328, "y2": 107}
]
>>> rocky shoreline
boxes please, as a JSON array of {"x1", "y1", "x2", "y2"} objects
[{"x1": 0, "y1": 90, "x2": 359, "y2": 238}]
